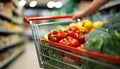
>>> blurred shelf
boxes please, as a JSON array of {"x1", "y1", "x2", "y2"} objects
[
  {"x1": 12, "y1": 0, "x2": 18, "y2": 8},
  {"x1": 12, "y1": 10, "x2": 19, "y2": 17},
  {"x1": 0, "y1": 28, "x2": 24, "y2": 34},
  {"x1": 0, "y1": 0, "x2": 17, "y2": 8},
  {"x1": 0, "y1": 12, "x2": 23, "y2": 25},
  {"x1": 0, "y1": 39, "x2": 24, "y2": 51},
  {"x1": 99, "y1": 1, "x2": 120, "y2": 11},
  {"x1": 0, "y1": 46, "x2": 25, "y2": 68}
]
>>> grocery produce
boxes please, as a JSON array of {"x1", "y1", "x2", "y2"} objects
[
  {"x1": 102, "y1": 15, "x2": 120, "y2": 40},
  {"x1": 48, "y1": 30, "x2": 67, "y2": 42},
  {"x1": 42, "y1": 20, "x2": 107, "y2": 49},
  {"x1": 42, "y1": 43, "x2": 64, "y2": 68},
  {"x1": 83, "y1": 16, "x2": 120, "y2": 69},
  {"x1": 66, "y1": 23, "x2": 78, "y2": 30},
  {"x1": 102, "y1": 23, "x2": 110, "y2": 28},
  {"x1": 85, "y1": 28, "x2": 110, "y2": 41},
  {"x1": 108, "y1": 16, "x2": 120, "y2": 24},
  {"x1": 67, "y1": 26, "x2": 79, "y2": 31},
  {"x1": 66, "y1": 26, "x2": 80, "y2": 37},
  {"x1": 76, "y1": 23, "x2": 89, "y2": 33},
  {"x1": 54, "y1": 25, "x2": 67, "y2": 31},
  {"x1": 84, "y1": 35, "x2": 104, "y2": 52},
  {"x1": 41, "y1": 18, "x2": 120, "y2": 69},
  {"x1": 93, "y1": 21, "x2": 103, "y2": 29},
  {"x1": 81, "y1": 20, "x2": 93, "y2": 30},
  {"x1": 84, "y1": 26, "x2": 120, "y2": 57},
  {"x1": 82, "y1": 58, "x2": 110, "y2": 69},
  {"x1": 102, "y1": 16, "x2": 120, "y2": 28},
  {"x1": 108, "y1": 23, "x2": 120, "y2": 39},
  {"x1": 41, "y1": 33, "x2": 48, "y2": 40},
  {"x1": 41, "y1": 17, "x2": 120, "y2": 56},
  {"x1": 67, "y1": 22, "x2": 91, "y2": 33},
  {"x1": 102, "y1": 35, "x2": 120, "y2": 57},
  {"x1": 59, "y1": 36, "x2": 80, "y2": 47},
  {"x1": 73, "y1": 29, "x2": 87, "y2": 43}
]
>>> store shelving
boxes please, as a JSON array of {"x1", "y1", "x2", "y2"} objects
[
  {"x1": 12, "y1": 10, "x2": 20, "y2": 17},
  {"x1": 0, "y1": 12, "x2": 22, "y2": 25},
  {"x1": 0, "y1": 0, "x2": 25, "y2": 68},
  {"x1": 0, "y1": 38, "x2": 24, "y2": 51},
  {"x1": 0, "y1": 46, "x2": 25, "y2": 68},
  {"x1": 0, "y1": 28, "x2": 23, "y2": 34},
  {"x1": 99, "y1": 0, "x2": 120, "y2": 11}
]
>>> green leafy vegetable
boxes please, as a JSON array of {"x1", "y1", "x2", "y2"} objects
[
  {"x1": 102, "y1": 16, "x2": 120, "y2": 28},
  {"x1": 108, "y1": 16, "x2": 120, "y2": 24},
  {"x1": 85, "y1": 28, "x2": 110, "y2": 41},
  {"x1": 41, "y1": 33, "x2": 48, "y2": 40},
  {"x1": 54, "y1": 25, "x2": 67, "y2": 31},
  {"x1": 102, "y1": 35, "x2": 120, "y2": 57},
  {"x1": 85, "y1": 31, "x2": 120, "y2": 57},
  {"x1": 84, "y1": 35, "x2": 104, "y2": 52},
  {"x1": 102, "y1": 23, "x2": 111, "y2": 28},
  {"x1": 108, "y1": 23, "x2": 120, "y2": 40}
]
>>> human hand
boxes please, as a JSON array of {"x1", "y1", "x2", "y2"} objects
[{"x1": 72, "y1": 11, "x2": 86, "y2": 20}]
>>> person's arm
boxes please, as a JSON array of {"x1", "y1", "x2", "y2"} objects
[{"x1": 73, "y1": 0, "x2": 109, "y2": 19}]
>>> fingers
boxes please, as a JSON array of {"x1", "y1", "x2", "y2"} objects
[
  {"x1": 72, "y1": 12, "x2": 83, "y2": 21},
  {"x1": 72, "y1": 13, "x2": 79, "y2": 20},
  {"x1": 72, "y1": 15, "x2": 82, "y2": 23},
  {"x1": 72, "y1": 15, "x2": 78, "y2": 20}
]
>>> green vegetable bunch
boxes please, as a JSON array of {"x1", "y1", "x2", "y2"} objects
[
  {"x1": 83, "y1": 16, "x2": 120, "y2": 69},
  {"x1": 102, "y1": 16, "x2": 120, "y2": 40}
]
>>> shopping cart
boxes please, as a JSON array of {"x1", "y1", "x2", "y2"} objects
[{"x1": 24, "y1": 15, "x2": 120, "y2": 69}]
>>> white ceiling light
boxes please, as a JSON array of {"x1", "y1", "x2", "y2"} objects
[
  {"x1": 19, "y1": 0, "x2": 26, "y2": 7},
  {"x1": 47, "y1": 1, "x2": 55, "y2": 8},
  {"x1": 55, "y1": 1, "x2": 63, "y2": 8},
  {"x1": 30, "y1": 1, "x2": 37, "y2": 7}
]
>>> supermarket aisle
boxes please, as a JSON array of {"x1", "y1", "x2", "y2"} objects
[{"x1": 6, "y1": 41, "x2": 41, "y2": 69}]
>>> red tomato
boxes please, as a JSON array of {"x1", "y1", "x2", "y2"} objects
[
  {"x1": 59, "y1": 36, "x2": 80, "y2": 47},
  {"x1": 67, "y1": 27, "x2": 79, "y2": 37},
  {"x1": 48, "y1": 30, "x2": 67, "y2": 42},
  {"x1": 74, "y1": 30, "x2": 87, "y2": 43}
]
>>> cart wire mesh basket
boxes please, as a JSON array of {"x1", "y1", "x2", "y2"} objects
[{"x1": 24, "y1": 15, "x2": 120, "y2": 69}]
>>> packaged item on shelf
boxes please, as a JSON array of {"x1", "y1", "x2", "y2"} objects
[
  {"x1": 0, "y1": 3, "x2": 3, "y2": 12},
  {"x1": 0, "y1": 44, "x2": 24, "y2": 63},
  {"x1": 0, "y1": 20, "x2": 24, "y2": 33},
  {"x1": 1, "y1": 1, "x2": 13, "y2": 17},
  {"x1": 0, "y1": 51, "x2": 10, "y2": 62},
  {"x1": 0, "y1": 36, "x2": 5, "y2": 46},
  {"x1": 0, "y1": 34, "x2": 24, "y2": 50}
]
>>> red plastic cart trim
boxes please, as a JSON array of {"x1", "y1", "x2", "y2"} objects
[
  {"x1": 24, "y1": 14, "x2": 73, "y2": 23},
  {"x1": 41, "y1": 39, "x2": 120, "y2": 64}
]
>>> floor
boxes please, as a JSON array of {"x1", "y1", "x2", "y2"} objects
[{"x1": 6, "y1": 41, "x2": 42, "y2": 69}]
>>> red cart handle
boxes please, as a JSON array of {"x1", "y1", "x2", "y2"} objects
[{"x1": 24, "y1": 14, "x2": 73, "y2": 23}]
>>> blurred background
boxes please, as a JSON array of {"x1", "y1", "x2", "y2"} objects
[{"x1": 0, "y1": 0, "x2": 120, "y2": 69}]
